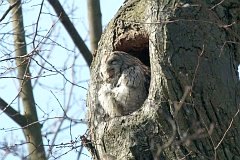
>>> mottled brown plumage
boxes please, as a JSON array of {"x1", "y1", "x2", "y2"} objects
[{"x1": 98, "y1": 51, "x2": 150, "y2": 117}]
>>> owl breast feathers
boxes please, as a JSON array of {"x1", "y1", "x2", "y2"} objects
[{"x1": 98, "y1": 51, "x2": 150, "y2": 117}]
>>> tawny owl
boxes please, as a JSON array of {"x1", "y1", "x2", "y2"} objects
[{"x1": 98, "y1": 51, "x2": 150, "y2": 118}]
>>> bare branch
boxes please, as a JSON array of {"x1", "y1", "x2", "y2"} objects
[
  {"x1": 0, "y1": 0, "x2": 19, "y2": 22},
  {"x1": 0, "y1": 97, "x2": 27, "y2": 127},
  {"x1": 47, "y1": 0, "x2": 92, "y2": 67},
  {"x1": 215, "y1": 108, "x2": 240, "y2": 150}
]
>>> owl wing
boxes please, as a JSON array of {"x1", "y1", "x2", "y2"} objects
[
  {"x1": 112, "y1": 65, "x2": 149, "y2": 115},
  {"x1": 116, "y1": 66, "x2": 145, "y2": 88},
  {"x1": 98, "y1": 83, "x2": 124, "y2": 117}
]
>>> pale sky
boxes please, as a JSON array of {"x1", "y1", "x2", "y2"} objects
[{"x1": 0, "y1": 0, "x2": 124, "y2": 159}]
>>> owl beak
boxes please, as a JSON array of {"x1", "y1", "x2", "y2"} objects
[{"x1": 107, "y1": 68, "x2": 115, "y2": 78}]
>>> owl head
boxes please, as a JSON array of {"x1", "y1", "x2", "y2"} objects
[
  {"x1": 100, "y1": 51, "x2": 124, "y2": 83},
  {"x1": 100, "y1": 51, "x2": 149, "y2": 84}
]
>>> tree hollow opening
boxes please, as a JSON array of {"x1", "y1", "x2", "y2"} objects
[{"x1": 114, "y1": 31, "x2": 150, "y2": 67}]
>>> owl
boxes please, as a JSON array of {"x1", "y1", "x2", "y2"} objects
[{"x1": 98, "y1": 51, "x2": 150, "y2": 117}]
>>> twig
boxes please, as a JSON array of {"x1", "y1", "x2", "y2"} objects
[
  {"x1": 214, "y1": 108, "x2": 240, "y2": 150},
  {"x1": 47, "y1": 0, "x2": 92, "y2": 66},
  {"x1": 0, "y1": 0, "x2": 20, "y2": 22},
  {"x1": 80, "y1": 135, "x2": 100, "y2": 160}
]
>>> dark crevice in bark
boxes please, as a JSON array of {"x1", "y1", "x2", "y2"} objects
[
  {"x1": 200, "y1": 92, "x2": 231, "y2": 159},
  {"x1": 209, "y1": 99, "x2": 226, "y2": 133},
  {"x1": 209, "y1": 100, "x2": 224, "y2": 136},
  {"x1": 190, "y1": 97, "x2": 212, "y2": 158},
  {"x1": 165, "y1": 69, "x2": 184, "y2": 103},
  {"x1": 179, "y1": 145, "x2": 191, "y2": 160},
  {"x1": 199, "y1": 98, "x2": 216, "y2": 157},
  {"x1": 101, "y1": 137, "x2": 107, "y2": 155},
  {"x1": 200, "y1": 95, "x2": 214, "y2": 125},
  {"x1": 200, "y1": 98, "x2": 224, "y2": 157}
]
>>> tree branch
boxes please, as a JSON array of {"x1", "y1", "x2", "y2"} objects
[
  {"x1": 48, "y1": 0, "x2": 92, "y2": 67},
  {"x1": 87, "y1": 0, "x2": 102, "y2": 53},
  {"x1": 0, "y1": 0, "x2": 20, "y2": 22},
  {"x1": 0, "y1": 97, "x2": 27, "y2": 127}
]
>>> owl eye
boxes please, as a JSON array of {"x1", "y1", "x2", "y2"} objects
[{"x1": 109, "y1": 60, "x2": 118, "y2": 65}]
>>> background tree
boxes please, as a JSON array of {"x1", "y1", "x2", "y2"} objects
[
  {"x1": 87, "y1": 0, "x2": 240, "y2": 159},
  {"x1": 8, "y1": 0, "x2": 46, "y2": 159},
  {"x1": 0, "y1": 0, "x2": 116, "y2": 159}
]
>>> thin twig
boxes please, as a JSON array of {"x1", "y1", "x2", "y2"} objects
[
  {"x1": 0, "y1": 0, "x2": 20, "y2": 22},
  {"x1": 214, "y1": 108, "x2": 240, "y2": 150},
  {"x1": 47, "y1": 0, "x2": 92, "y2": 66}
]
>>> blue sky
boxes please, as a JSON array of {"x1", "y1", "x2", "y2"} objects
[{"x1": 0, "y1": 0, "x2": 124, "y2": 159}]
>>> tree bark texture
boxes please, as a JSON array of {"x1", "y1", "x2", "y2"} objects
[
  {"x1": 9, "y1": 0, "x2": 46, "y2": 159},
  {"x1": 87, "y1": 0, "x2": 240, "y2": 159}
]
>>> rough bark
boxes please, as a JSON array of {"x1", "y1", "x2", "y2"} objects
[
  {"x1": 9, "y1": 0, "x2": 46, "y2": 159},
  {"x1": 87, "y1": 0, "x2": 240, "y2": 159}
]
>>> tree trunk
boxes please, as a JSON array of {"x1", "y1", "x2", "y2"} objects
[
  {"x1": 9, "y1": 0, "x2": 46, "y2": 159},
  {"x1": 87, "y1": 0, "x2": 240, "y2": 159}
]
